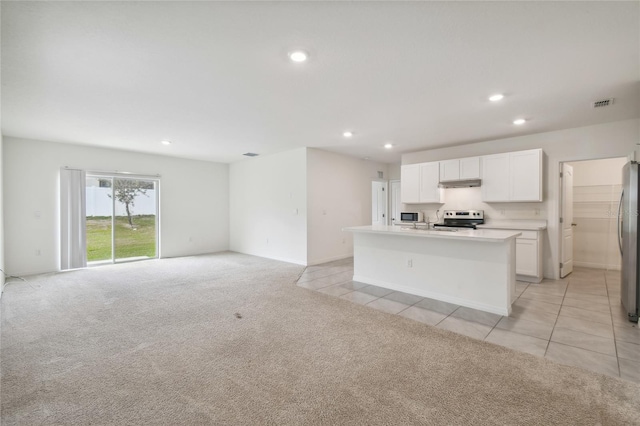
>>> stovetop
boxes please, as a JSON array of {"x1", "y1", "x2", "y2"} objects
[{"x1": 435, "y1": 210, "x2": 484, "y2": 229}]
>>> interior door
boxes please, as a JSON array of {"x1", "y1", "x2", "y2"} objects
[
  {"x1": 561, "y1": 163, "x2": 574, "y2": 277},
  {"x1": 371, "y1": 181, "x2": 387, "y2": 226},
  {"x1": 390, "y1": 180, "x2": 401, "y2": 225}
]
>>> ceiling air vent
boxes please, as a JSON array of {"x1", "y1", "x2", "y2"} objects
[
  {"x1": 243, "y1": 152, "x2": 259, "y2": 157},
  {"x1": 592, "y1": 98, "x2": 614, "y2": 108}
]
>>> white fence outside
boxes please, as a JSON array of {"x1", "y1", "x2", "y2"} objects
[{"x1": 86, "y1": 187, "x2": 157, "y2": 217}]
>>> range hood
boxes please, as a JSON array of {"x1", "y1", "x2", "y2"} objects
[{"x1": 438, "y1": 179, "x2": 482, "y2": 188}]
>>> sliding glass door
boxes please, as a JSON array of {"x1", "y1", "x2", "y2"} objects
[{"x1": 86, "y1": 175, "x2": 159, "y2": 264}]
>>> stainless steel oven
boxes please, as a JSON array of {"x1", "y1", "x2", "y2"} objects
[{"x1": 433, "y1": 210, "x2": 484, "y2": 230}]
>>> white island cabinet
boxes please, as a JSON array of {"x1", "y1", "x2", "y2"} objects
[{"x1": 343, "y1": 226, "x2": 521, "y2": 316}]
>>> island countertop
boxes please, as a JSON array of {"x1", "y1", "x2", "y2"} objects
[{"x1": 343, "y1": 225, "x2": 521, "y2": 242}]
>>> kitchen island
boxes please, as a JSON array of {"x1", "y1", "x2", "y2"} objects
[{"x1": 343, "y1": 225, "x2": 521, "y2": 316}]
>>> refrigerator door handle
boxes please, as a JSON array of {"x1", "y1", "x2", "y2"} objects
[{"x1": 618, "y1": 189, "x2": 624, "y2": 255}]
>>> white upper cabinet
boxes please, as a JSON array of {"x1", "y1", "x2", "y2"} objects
[
  {"x1": 419, "y1": 162, "x2": 444, "y2": 203},
  {"x1": 481, "y1": 153, "x2": 510, "y2": 202},
  {"x1": 459, "y1": 157, "x2": 481, "y2": 180},
  {"x1": 439, "y1": 159, "x2": 460, "y2": 182},
  {"x1": 400, "y1": 164, "x2": 420, "y2": 204},
  {"x1": 401, "y1": 162, "x2": 444, "y2": 204},
  {"x1": 439, "y1": 157, "x2": 480, "y2": 181},
  {"x1": 481, "y1": 149, "x2": 543, "y2": 202},
  {"x1": 510, "y1": 150, "x2": 542, "y2": 201}
]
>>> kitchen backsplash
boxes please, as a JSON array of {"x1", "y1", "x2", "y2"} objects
[{"x1": 402, "y1": 187, "x2": 548, "y2": 223}]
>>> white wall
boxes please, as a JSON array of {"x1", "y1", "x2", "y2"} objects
[
  {"x1": 569, "y1": 157, "x2": 626, "y2": 270},
  {"x1": 571, "y1": 157, "x2": 628, "y2": 187},
  {"x1": 229, "y1": 148, "x2": 307, "y2": 265},
  {"x1": 3, "y1": 137, "x2": 230, "y2": 275},
  {"x1": 388, "y1": 163, "x2": 401, "y2": 181},
  {"x1": 307, "y1": 149, "x2": 388, "y2": 265},
  {"x1": 401, "y1": 118, "x2": 639, "y2": 279}
]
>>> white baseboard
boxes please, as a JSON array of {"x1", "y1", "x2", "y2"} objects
[
  {"x1": 574, "y1": 261, "x2": 621, "y2": 271},
  {"x1": 517, "y1": 274, "x2": 543, "y2": 283},
  {"x1": 307, "y1": 253, "x2": 352, "y2": 266}
]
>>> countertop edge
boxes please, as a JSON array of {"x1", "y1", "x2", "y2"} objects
[
  {"x1": 477, "y1": 223, "x2": 547, "y2": 231},
  {"x1": 343, "y1": 226, "x2": 521, "y2": 242}
]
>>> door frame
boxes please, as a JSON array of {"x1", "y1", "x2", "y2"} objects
[
  {"x1": 389, "y1": 179, "x2": 401, "y2": 226},
  {"x1": 86, "y1": 172, "x2": 161, "y2": 264},
  {"x1": 559, "y1": 162, "x2": 574, "y2": 277},
  {"x1": 557, "y1": 154, "x2": 631, "y2": 278}
]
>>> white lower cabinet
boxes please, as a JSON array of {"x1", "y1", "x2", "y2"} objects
[
  {"x1": 480, "y1": 226, "x2": 543, "y2": 282},
  {"x1": 514, "y1": 230, "x2": 543, "y2": 283},
  {"x1": 516, "y1": 239, "x2": 538, "y2": 276}
]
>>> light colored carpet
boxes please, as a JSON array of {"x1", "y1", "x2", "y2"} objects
[{"x1": 2, "y1": 252, "x2": 639, "y2": 425}]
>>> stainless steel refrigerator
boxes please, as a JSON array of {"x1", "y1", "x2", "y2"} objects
[{"x1": 619, "y1": 161, "x2": 639, "y2": 323}]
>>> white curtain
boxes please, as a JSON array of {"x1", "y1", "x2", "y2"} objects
[{"x1": 60, "y1": 168, "x2": 87, "y2": 270}]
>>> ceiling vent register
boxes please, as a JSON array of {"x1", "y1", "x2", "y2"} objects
[
  {"x1": 243, "y1": 152, "x2": 259, "y2": 157},
  {"x1": 592, "y1": 98, "x2": 614, "y2": 108}
]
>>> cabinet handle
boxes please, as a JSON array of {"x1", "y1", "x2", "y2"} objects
[{"x1": 571, "y1": 223, "x2": 577, "y2": 227}]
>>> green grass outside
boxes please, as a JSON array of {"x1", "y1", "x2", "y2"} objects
[{"x1": 86, "y1": 215, "x2": 156, "y2": 262}]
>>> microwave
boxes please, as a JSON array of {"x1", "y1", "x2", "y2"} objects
[{"x1": 400, "y1": 212, "x2": 423, "y2": 222}]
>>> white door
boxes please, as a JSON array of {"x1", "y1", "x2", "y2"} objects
[
  {"x1": 390, "y1": 180, "x2": 401, "y2": 225},
  {"x1": 372, "y1": 181, "x2": 387, "y2": 226},
  {"x1": 561, "y1": 163, "x2": 574, "y2": 277}
]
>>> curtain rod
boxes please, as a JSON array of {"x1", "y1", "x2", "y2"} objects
[{"x1": 63, "y1": 166, "x2": 161, "y2": 179}]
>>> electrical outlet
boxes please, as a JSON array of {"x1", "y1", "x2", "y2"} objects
[
  {"x1": 407, "y1": 259, "x2": 413, "y2": 268},
  {"x1": 188, "y1": 236, "x2": 193, "y2": 243},
  {"x1": 35, "y1": 249, "x2": 41, "y2": 256}
]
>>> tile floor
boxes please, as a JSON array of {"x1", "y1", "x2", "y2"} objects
[{"x1": 297, "y1": 258, "x2": 640, "y2": 383}]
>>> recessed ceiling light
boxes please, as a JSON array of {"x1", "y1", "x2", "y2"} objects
[
  {"x1": 384, "y1": 143, "x2": 394, "y2": 149},
  {"x1": 343, "y1": 131, "x2": 354, "y2": 138},
  {"x1": 288, "y1": 50, "x2": 308, "y2": 63},
  {"x1": 161, "y1": 140, "x2": 172, "y2": 145},
  {"x1": 513, "y1": 118, "x2": 526, "y2": 125},
  {"x1": 489, "y1": 94, "x2": 504, "y2": 102}
]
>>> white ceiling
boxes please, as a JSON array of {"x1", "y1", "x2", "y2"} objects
[{"x1": 2, "y1": 1, "x2": 639, "y2": 164}]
